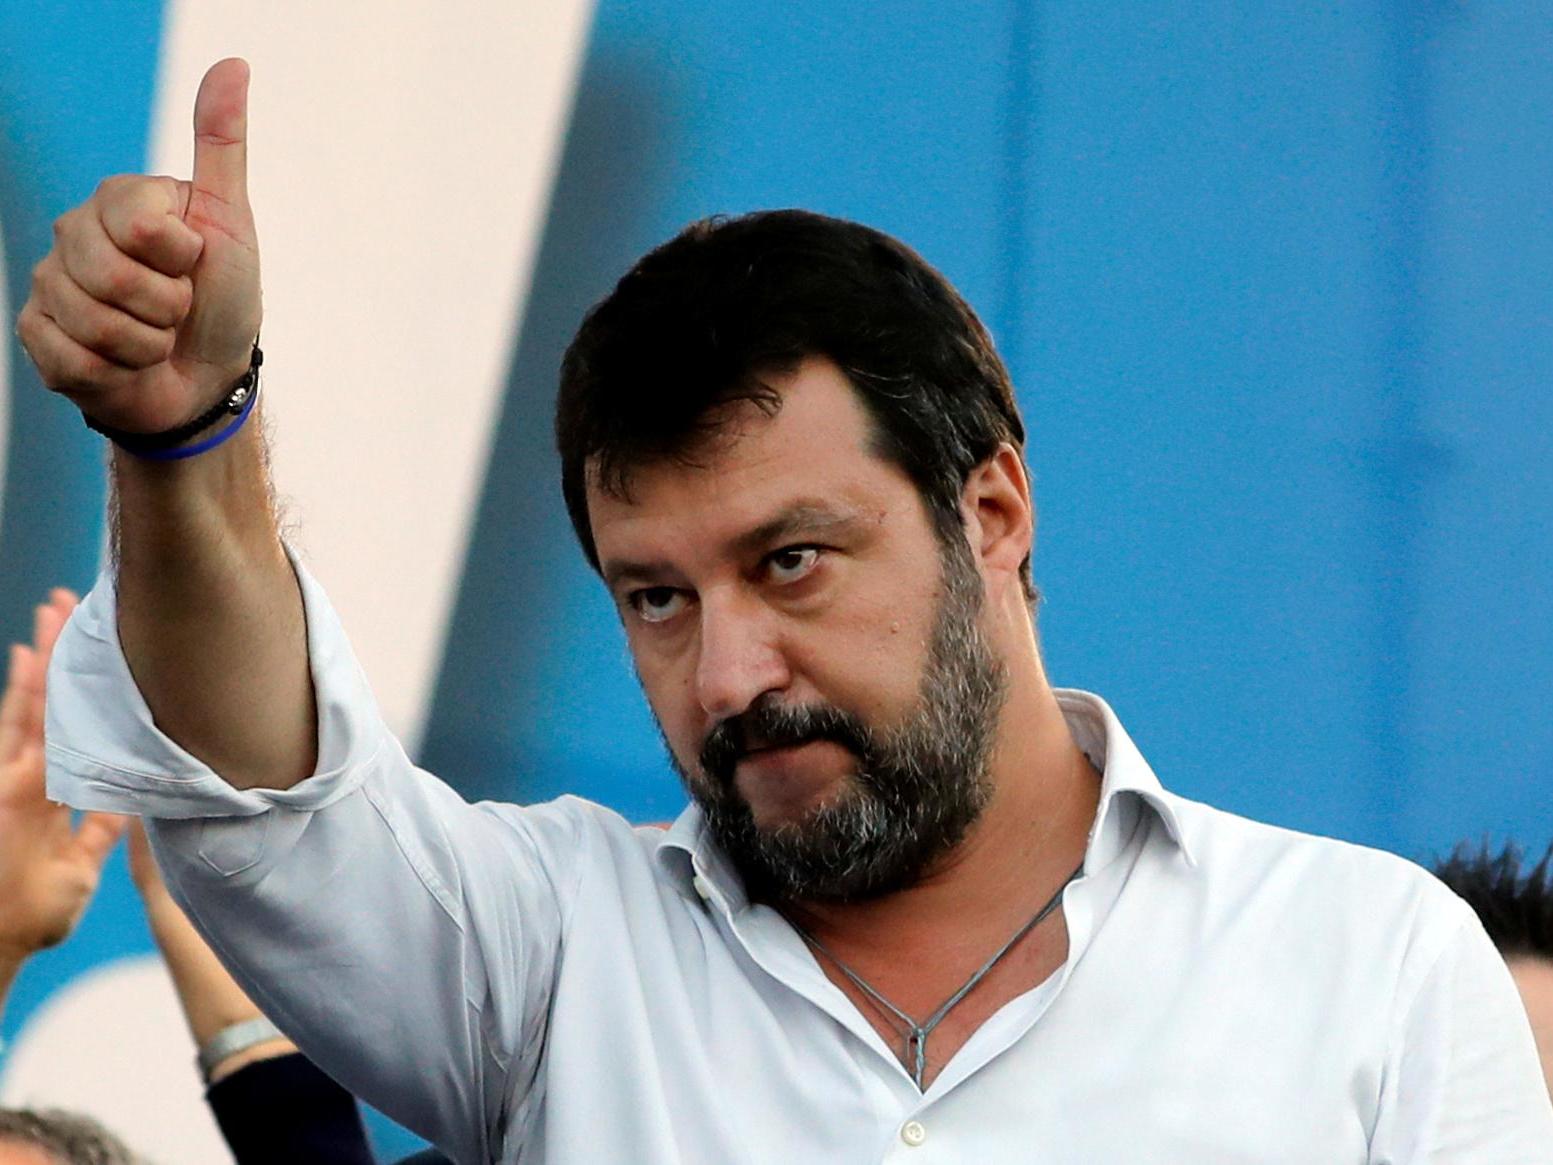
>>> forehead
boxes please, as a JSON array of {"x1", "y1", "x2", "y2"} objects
[{"x1": 587, "y1": 357, "x2": 916, "y2": 566}]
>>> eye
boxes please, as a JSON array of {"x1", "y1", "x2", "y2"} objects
[
  {"x1": 765, "y1": 545, "x2": 821, "y2": 585},
  {"x1": 629, "y1": 587, "x2": 689, "y2": 624}
]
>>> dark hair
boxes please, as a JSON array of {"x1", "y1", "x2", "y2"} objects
[
  {"x1": 1433, "y1": 840, "x2": 1553, "y2": 961},
  {"x1": 0, "y1": 1108, "x2": 143, "y2": 1165},
  {"x1": 556, "y1": 210, "x2": 1034, "y2": 597}
]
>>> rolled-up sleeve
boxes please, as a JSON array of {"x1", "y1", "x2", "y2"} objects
[
  {"x1": 46, "y1": 550, "x2": 381, "y2": 819},
  {"x1": 45, "y1": 553, "x2": 579, "y2": 1163}
]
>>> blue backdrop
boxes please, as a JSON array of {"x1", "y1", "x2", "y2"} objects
[{"x1": 3, "y1": 1, "x2": 1550, "y2": 1156}]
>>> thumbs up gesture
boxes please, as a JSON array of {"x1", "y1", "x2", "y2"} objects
[{"x1": 17, "y1": 59, "x2": 261, "y2": 435}]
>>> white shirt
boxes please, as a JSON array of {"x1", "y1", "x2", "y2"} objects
[{"x1": 45, "y1": 561, "x2": 1553, "y2": 1164}]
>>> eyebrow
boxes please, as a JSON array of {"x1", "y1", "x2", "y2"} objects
[
  {"x1": 730, "y1": 501, "x2": 865, "y2": 557},
  {"x1": 601, "y1": 499, "x2": 868, "y2": 591}
]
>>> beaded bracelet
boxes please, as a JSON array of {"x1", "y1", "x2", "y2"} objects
[{"x1": 85, "y1": 341, "x2": 263, "y2": 461}]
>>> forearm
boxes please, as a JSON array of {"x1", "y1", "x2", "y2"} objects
[
  {"x1": 144, "y1": 893, "x2": 298, "y2": 1084},
  {"x1": 113, "y1": 417, "x2": 316, "y2": 790}
]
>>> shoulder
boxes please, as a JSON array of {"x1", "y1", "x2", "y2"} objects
[
  {"x1": 468, "y1": 794, "x2": 681, "y2": 887},
  {"x1": 1162, "y1": 792, "x2": 1476, "y2": 964},
  {"x1": 472, "y1": 793, "x2": 662, "y2": 852}
]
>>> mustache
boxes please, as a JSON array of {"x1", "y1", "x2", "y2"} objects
[{"x1": 699, "y1": 698, "x2": 872, "y2": 785}]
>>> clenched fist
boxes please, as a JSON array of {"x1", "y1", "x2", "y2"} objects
[{"x1": 16, "y1": 58, "x2": 261, "y2": 436}]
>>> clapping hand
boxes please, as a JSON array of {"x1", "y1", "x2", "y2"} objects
[{"x1": 0, "y1": 592, "x2": 126, "y2": 979}]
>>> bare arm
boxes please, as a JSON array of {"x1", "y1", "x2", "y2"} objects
[
  {"x1": 17, "y1": 59, "x2": 313, "y2": 790},
  {"x1": 127, "y1": 821, "x2": 299, "y2": 1083}
]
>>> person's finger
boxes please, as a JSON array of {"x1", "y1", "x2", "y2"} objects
[
  {"x1": 189, "y1": 59, "x2": 251, "y2": 224},
  {"x1": 15, "y1": 300, "x2": 139, "y2": 400},
  {"x1": 126, "y1": 818, "x2": 169, "y2": 899},
  {"x1": 4, "y1": 741, "x2": 49, "y2": 804},
  {"x1": 34, "y1": 593, "x2": 77, "y2": 696},
  {"x1": 47, "y1": 589, "x2": 80, "y2": 627},
  {"x1": 97, "y1": 175, "x2": 204, "y2": 277},
  {"x1": 74, "y1": 812, "x2": 129, "y2": 871},
  {"x1": 54, "y1": 209, "x2": 195, "y2": 328},
  {"x1": 0, "y1": 644, "x2": 33, "y2": 767},
  {"x1": 34, "y1": 598, "x2": 68, "y2": 664},
  {"x1": 11, "y1": 626, "x2": 45, "y2": 749},
  {"x1": 31, "y1": 262, "x2": 175, "y2": 370}
]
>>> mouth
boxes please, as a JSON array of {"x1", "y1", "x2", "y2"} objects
[
  {"x1": 730, "y1": 739, "x2": 854, "y2": 823},
  {"x1": 736, "y1": 737, "x2": 822, "y2": 766}
]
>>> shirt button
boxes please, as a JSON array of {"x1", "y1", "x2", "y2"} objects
[
  {"x1": 900, "y1": 1120, "x2": 927, "y2": 1147},
  {"x1": 691, "y1": 874, "x2": 713, "y2": 900}
]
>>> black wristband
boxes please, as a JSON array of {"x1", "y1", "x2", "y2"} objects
[{"x1": 84, "y1": 341, "x2": 263, "y2": 454}]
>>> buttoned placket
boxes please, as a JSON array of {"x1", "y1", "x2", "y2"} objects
[
  {"x1": 665, "y1": 700, "x2": 1189, "y2": 1162},
  {"x1": 684, "y1": 843, "x2": 1147, "y2": 1163}
]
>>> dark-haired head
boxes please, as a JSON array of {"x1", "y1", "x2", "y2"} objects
[
  {"x1": 1433, "y1": 840, "x2": 1553, "y2": 961},
  {"x1": 556, "y1": 209, "x2": 1034, "y2": 600},
  {"x1": 1434, "y1": 840, "x2": 1553, "y2": 1097}
]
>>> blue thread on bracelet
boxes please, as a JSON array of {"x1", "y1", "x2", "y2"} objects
[{"x1": 132, "y1": 379, "x2": 261, "y2": 462}]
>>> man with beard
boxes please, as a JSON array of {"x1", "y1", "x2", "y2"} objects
[{"x1": 20, "y1": 61, "x2": 1553, "y2": 1163}]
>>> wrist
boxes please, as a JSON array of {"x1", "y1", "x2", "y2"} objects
[
  {"x1": 197, "y1": 1016, "x2": 291, "y2": 1084},
  {"x1": 87, "y1": 341, "x2": 262, "y2": 461}
]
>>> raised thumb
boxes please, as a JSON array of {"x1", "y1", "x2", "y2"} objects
[{"x1": 189, "y1": 58, "x2": 250, "y2": 216}]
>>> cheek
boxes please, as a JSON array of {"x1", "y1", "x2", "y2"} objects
[
  {"x1": 632, "y1": 645, "x2": 703, "y2": 755},
  {"x1": 789, "y1": 588, "x2": 935, "y2": 714}
]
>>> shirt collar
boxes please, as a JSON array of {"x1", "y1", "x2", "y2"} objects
[
  {"x1": 654, "y1": 687, "x2": 1196, "y2": 912},
  {"x1": 1054, "y1": 688, "x2": 1199, "y2": 871},
  {"x1": 656, "y1": 804, "x2": 751, "y2": 914}
]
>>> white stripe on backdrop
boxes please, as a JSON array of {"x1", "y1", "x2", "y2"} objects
[{"x1": 150, "y1": 0, "x2": 596, "y2": 755}]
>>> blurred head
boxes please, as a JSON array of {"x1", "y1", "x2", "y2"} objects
[
  {"x1": 559, "y1": 212, "x2": 1035, "y2": 902},
  {"x1": 1434, "y1": 841, "x2": 1553, "y2": 1101},
  {"x1": 0, "y1": 1109, "x2": 141, "y2": 1165}
]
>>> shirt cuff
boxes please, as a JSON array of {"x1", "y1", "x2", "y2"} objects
[{"x1": 44, "y1": 545, "x2": 385, "y2": 818}]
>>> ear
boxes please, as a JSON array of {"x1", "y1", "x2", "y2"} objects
[{"x1": 961, "y1": 444, "x2": 1033, "y2": 583}]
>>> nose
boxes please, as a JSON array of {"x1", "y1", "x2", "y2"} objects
[{"x1": 693, "y1": 589, "x2": 791, "y2": 721}]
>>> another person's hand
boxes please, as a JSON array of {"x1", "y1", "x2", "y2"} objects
[
  {"x1": 0, "y1": 591, "x2": 127, "y2": 1008},
  {"x1": 128, "y1": 821, "x2": 296, "y2": 1084},
  {"x1": 15, "y1": 58, "x2": 259, "y2": 434}
]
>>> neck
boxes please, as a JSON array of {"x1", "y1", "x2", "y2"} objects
[{"x1": 786, "y1": 662, "x2": 1100, "y2": 959}]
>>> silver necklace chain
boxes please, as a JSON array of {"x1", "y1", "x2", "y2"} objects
[{"x1": 788, "y1": 861, "x2": 1084, "y2": 1090}]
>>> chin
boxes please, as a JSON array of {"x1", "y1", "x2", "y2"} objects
[{"x1": 738, "y1": 770, "x2": 858, "y2": 834}]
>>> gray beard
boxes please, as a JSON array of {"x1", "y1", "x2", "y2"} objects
[{"x1": 667, "y1": 537, "x2": 1007, "y2": 904}]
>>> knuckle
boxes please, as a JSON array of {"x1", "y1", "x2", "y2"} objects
[
  {"x1": 125, "y1": 214, "x2": 160, "y2": 250},
  {"x1": 102, "y1": 262, "x2": 141, "y2": 301},
  {"x1": 80, "y1": 312, "x2": 116, "y2": 352},
  {"x1": 14, "y1": 305, "x2": 37, "y2": 344},
  {"x1": 59, "y1": 362, "x2": 98, "y2": 394},
  {"x1": 170, "y1": 277, "x2": 195, "y2": 320},
  {"x1": 95, "y1": 174, "x2": 132, "y2": 199},
  {"x1": 74, "y1": 348, "x2": 113, "y2": 385},
  {"x1": 150, "y1": 175, "x2": 182, "y2": 205}
]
